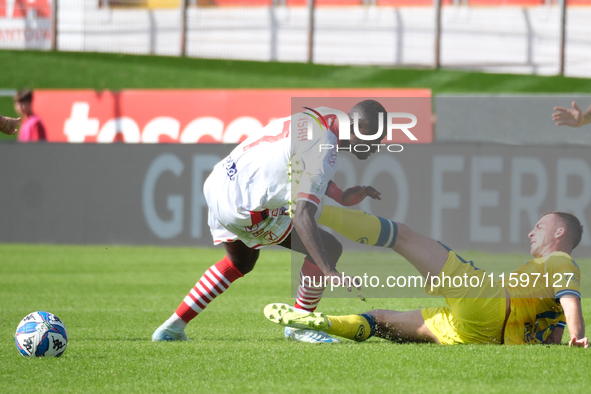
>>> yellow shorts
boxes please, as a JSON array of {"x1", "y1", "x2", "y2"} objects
[{"x1": 421, "y1": 247, "x2": 506, "y2": 345}]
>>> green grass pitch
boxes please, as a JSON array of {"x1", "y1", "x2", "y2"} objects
[{"x1": 1, "y1": 243, "x2": 590, "y2": 393}]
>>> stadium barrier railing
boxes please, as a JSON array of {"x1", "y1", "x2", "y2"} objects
[{"x1": 0, "y1": 0, "x2": 590, "y2": 76}]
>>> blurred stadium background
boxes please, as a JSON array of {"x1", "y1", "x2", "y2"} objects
[
  {"x1": 1, "y1": 0, "x2": 590, "y2": 75},
  {"x1": 2, "y1": 0, "x2": 591, "y2": 254}
]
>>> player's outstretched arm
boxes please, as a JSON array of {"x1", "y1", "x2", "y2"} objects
[
  {"x1": 569, "y1": 336, "x2": 589, "y2": 348},
  {"x1": 561, "y1": 296, "x2": 589, "y2": 348},
  {"x1": 553, "y1": 101, "x2": 591, "y2": 128},
  {"x1": 292, "y1": 200, "x2": 358, "y2": 291},
  {"x1": 342, "y1": 185, "x2": 381, "y2": 205},
  {"x1": 325, "y1": 181, "x2": 381, "y2": 206},
  {"x1": 0, "y1": 115, "x2": 21, "y2": 135}
]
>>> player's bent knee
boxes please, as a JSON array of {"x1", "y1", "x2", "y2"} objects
[
  {"x1": 320, "y1": 230, "x2": 343, "y2": 262},
  {"x1": 225, "y1": 245, "x2": 260, "y2": 275},
  {"x1": 234, "y1": 260, "x2": 257, "y2": 275},
  {"x1": 232, "y1": 252, "x2": 259, "y2": 275},
  {"x1": 331, "y1": 240, "x2": 343, "y2": 261}
]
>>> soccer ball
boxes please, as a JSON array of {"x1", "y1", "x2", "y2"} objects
[{"x1": 14, "y1": 311, "x2": 68, "y2": 357}]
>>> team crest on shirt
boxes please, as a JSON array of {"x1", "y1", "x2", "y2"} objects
[{"x1": 223, "y1": 156, "x2": 238, "y2": 180}]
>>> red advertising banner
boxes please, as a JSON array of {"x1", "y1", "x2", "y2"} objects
[
  {"x1": 0, "y1": 0, "x2": 51, "y2": 18},
  {"x1": 0, "y1": 0, "x2": 52, "y2": 48},
  {"x1": 33, "y1": 89, "x2": 432, "y2": 144}
]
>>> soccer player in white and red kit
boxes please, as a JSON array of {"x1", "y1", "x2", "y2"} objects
[{"x1": 153, "y1": 100, "x2": 387, "y2": 343}]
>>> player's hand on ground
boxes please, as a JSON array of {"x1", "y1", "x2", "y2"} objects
[
  {"x1": 341, "y1": 186, "x2": 382, "y2": 206},
  {"x1": 0, "y1": 116, "x2": 21, "y2": 135},
  {"x1": 569, "y1": 337, "x2": 589, "y2": 348},
  {"x1": 553, "y1": 101, "x2": 584, "y2": 127},
  {"x1": 325, "y1": 270, "x2": 361, "y2": 292}
]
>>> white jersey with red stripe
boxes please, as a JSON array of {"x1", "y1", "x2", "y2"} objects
[{"x1": 203, "y1": 107, "x2": 342, "y2": 249}]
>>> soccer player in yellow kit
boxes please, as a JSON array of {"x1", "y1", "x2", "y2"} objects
[{"x1": 265, "y1": 207, "x2": 588, "y2": 347}]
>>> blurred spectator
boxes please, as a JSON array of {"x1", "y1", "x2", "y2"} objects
[
  {"x1": 553, "y1": 101, "x2": 591, "y2": 128},
  {"x1": 0, "y1": 115, "x2": 21, "y2": 136},
  {"x1": 14, "y1": 89, "x2": 47, "y2": 142}
]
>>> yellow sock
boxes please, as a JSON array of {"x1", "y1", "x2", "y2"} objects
[
  {"x1": 318, "y1": 205, "x2": 397, "y2": 248},
  {"x1": 324, "y1": 314, "x2": 376, "y2": 342}
]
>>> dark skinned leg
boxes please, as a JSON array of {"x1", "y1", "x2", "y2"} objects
[
  {"x1": 223, "y1": 240, "x2": 260, "y2": 275},
  {"x1": 153, "y1": 241, "x2": 256, "y2": 339},
  {"x1": 278, "y1": 228, "x2": 343, "y2": 268},
  {"x1": 279, "y1": 228, "x2": 343, "y2": 316},
  {"x1": 222, "y1": 225, "x2": 343, "y2": 277}
]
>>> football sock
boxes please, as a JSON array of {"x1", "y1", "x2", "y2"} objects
[
  {"x1": 324, "y1": 313, "x2": 376, "y2": 342},
  {"x1": 318, "y1": 205, "x2": 398, "y2": 248},
  {"x1": 170, "y1": 256, "x2": 243, "y2": 326},
  {"x1": 294, "y1": 258, "x2": 326, "y2": 312}
]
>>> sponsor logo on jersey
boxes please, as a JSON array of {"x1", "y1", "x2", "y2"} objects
[
  {"x1": 270, "y1": 207, "x2": 289, "y2": 217},
  {"x1": 264, "y1": 231, "x2": 279, "y2": 242},
  {"x1": 354, "y1": 325, "x2": 366, "y2": 341},
  {"x1": 311, "y1": 175, "x2": 327, "y2": 193},
  {"x1": 245, "y1": 223, "x2": 260, "y2": 233},
  {"x1": 223, "y1": 156, "x2": 238, "y2": 180},
  {"x1": 302, "y1": 107, "x2": 329, "y2": 131},
  {"x1": 252, "y1": 229, "x2": 266, "y2": 238},
  {"x1": 328, "y1": 147, "x2": 337, "y2": 167}
]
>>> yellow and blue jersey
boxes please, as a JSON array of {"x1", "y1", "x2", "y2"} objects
[{"x1": 504, "y1": 251, "x2": 581, "y2": 345}]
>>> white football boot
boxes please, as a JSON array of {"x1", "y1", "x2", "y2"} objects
[
  {"x1": 284, "y1": 327, "x2": 341, "y2": 344},
  {"x1": 264, "y1": 303, "x2": 340, "y2": 344},
  {"x1": 152, "y1": 324, "x2": 190, "y2": 342}
]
